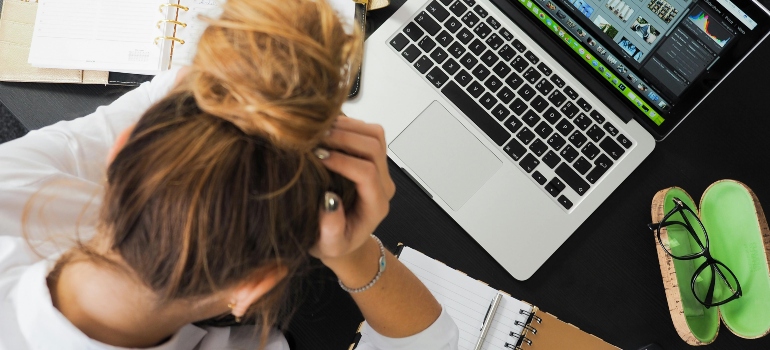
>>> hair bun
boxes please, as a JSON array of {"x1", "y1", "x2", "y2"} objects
[{"x1": 186, "y1": 0, "x2": 362, "y2": 151}]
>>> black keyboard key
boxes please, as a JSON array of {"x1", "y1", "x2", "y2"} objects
[
  {"x1": 474, "y1": 22, "x2": 492, "y2": 39},
  {"x1": 414, "y1": 56, "x2": 433, "y2": 74},
  {"x1": 558, "y1": 195, "x2": 573, "y2": 209},
  {"x1": 589, "y1": 110, "x2": 605, "y2": 124},
  {"x1": 449, "y1": 1, "x2": 468, "y2": 17},
  {"x1": 439, "y1": 0, "x2": 453, "y2": 5},
  {"x1": 442, "y1": 58, "x2": 461, "y2": 75},
  {"x1": 436, "y1": 31, "x2": 454, "y2": 47},
  {"x1": 418, "y1": 36, "x2": 437, "y2": 52},
  {"x1": 457, "y1": 28, "x2": 474, "y2": 44},
  {"x1": 485, "y1": 33, "x2": 504, "y2": 50},
  {"x1": 492, "y1": 61, "x2": 511, "y2": 78},
  {"x1": 574, "y1": 113, "x2": 591, "y2": 130},
  {"x1": 523, "y1": 67, "x2": 541, "y2": 84},
  {"x1": 467, "y1": 81, "x2": 484, "y2": 98},
  {"x1": 510, "y1": 98, "x2": 527, "y2": 115},
  {"x1": 586, "y1": 125, "x2": 605, "y2": 143},
  {"x1": 537, "y1": 62, "x2": 552, "y2": 76},
  {"x1": 534, "y1": 121, "x2": 553, "y2": 139},
  {"x1": 518, "y1": 84, "x2": 536, "y2": 101},
  {"x1": 512, "y1": 39, "x2": 526, "y2": 53},
  {"x1": 491, "y1": 104, "x2": 510, "y2": 121},
  {"x1": 486, "y1": 16, "x2": 501, "y2": 29},
  {"x1": 430, "y1": 48, "x2": 449, "y2": 64},
  {"x1": 511, "y1": 56, "x2": 528, "y2": 73},
  {"x1": 426, "y1": 1, "x2": 450, "y2": 22},
  {"x1": 547, "y1": 133, "x2": 566, "y2": 151},
  {"x1": 531, "y1": 96, "x2": 548, "y2": 113},
  {"x1": 498, "y1": 45, "x2": 516, "y2": 61},
  {"x1": 484, "y1": 75, "x2": 503, "y2": 92},
  {"x1": 516, "y1": 127, "x2": 536, "y2": 144},
  {"x1": 461, "y1": 12, "x2": 480, "y2": 28},
  {"x1": 448, "y1": 42, "x2": 466, "y2": 58},
  {"x1": 500, "y1": 28, "x2": 514, "y2": 41},
  {"x1": 496, "y1": 86, "x2": 515, "y2": 104},
  {"x1": 563, "y1": 85, "x2": 579, "y2": 100},
  {"x1": 503, "y1": 115, "x2": 523, "y2": 133},
  {"x1": 532, "y1": 171, "x2": 547, "y2": 185},
  {"x1": 535, "y1": 78, "x2": 554, "y2": 96},
  {"x1": 521, "y1": 109, "x2": 540, "y2": 127},
  {"x1": 617, "y1": 134, "x2": 632, "y2": 149},
  {"x1": 480, "y1": 50, "x2": 499, "y2": 66},
  {"x1": 576, "y1": 98, "x2": 592, "y2": 112},
  {"x1": 568, "y1": 130, "x2": 587, "y2": 147},
  {"x1": 560, "y1": 101, "x2": 579, "y2": 119},
  {"x1": 603, "y1": 123, "x2": 619, "y2": 136},
  {"x1": 460, "y1": 53, "x2": 478, "y2": 69},
  {"x1": 524, "y1": 51, "x2": 539, "y2": 64},
  {"x1": 473, "y1": 5, "x2": 488, "y2": 17},
  {"x1": 545, "y1": 177, "x2": 565, "y2": 196},
  {"x1": 573, "y1": 157, "x2": 592, "y2": 175},
  {"x1": 548, "y1": 90, "x2": 567, "y2": 107},
  {"x1": 504, "y1": 138, "x2": 527, "y2": 161},
  {"x1": 519, "y1": 153, "x2": 540, "y2": 173},
  {"x1": 599, "y1": 137, "x2": 625, "y2": 160},
  {"x1": 505, "y1": 72, "x2": 523, "y2": 90},
  {"x1": 455, "y1": 69, "x2": 473, "y2": 86},
  {"x1": 581, "y1": 142, "x2": 600, "y2": 160},
  {"x1": 530, "y1": 139, "x2": 547, "y2": 157},
  {"x1": 587, "y1": 154, "x2": 613, "y2": 184},
  {"x1": 416, "y1": 12, "x2": 441, "y2": 35},
  {"x1": 468, "y1": 39, "x2": 486, "y2": 56},
  {"x1": 479, "y1": 92, "x2": 497, "y2": 109},
  {"x1": 426, "y1": 67, "x2": 449, "y2": 88},
  {"x1": 555, "y1": 119, "x2": 574, "y2": 136},
  {"x1": 542, "y1": 107, "x2": 561, "y2": 124},
  {"x1": 550, "y1": 74, "x2": 565, "y2": 87},
  {"x1": 444, "y1": 17, "x2": 463, "y2": 33},
  {"x1": 402, "y1": 44, "x2": 421, "y2": 62},
  {"x1": 560, "y1": 145, "x2": 578, "y2": 162},
  {"x1": 442, "y1": 81, "x2": 511, "y2": 146},
  {"x1": 390, "y1": 33, "x2": 410, "y2": 51},
  {"x1": 403, "y1": 22, "x2": 425, "y2": 41},
  {"x1": 471, "y1": 64, "x2": 491, "y2": 80},
  {"x1": 462, "y1": 0, "x2": 476, "y2": 6},
  {"x1": 556, "y1": 163, "x2": 590, "y2": 196}
]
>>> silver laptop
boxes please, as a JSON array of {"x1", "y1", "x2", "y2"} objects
[{"x1": 343, "y1": 0, "x2": 770, "y2": 279}]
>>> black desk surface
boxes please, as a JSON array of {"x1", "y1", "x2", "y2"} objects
[{"x1": 3, "y1": 1, "x2": 770, "y2": 349}]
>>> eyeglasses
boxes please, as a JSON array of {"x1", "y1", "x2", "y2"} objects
[{"x1": 647, "y1": 197, "x2": 742, "y2": 308}]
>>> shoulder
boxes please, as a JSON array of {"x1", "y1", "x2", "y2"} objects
[{"x1": 198, "y1": 326, "x2": 290, "y2": 350}]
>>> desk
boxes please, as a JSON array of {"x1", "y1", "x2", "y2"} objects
[{"x1": 2, "y1": 0, "x2": 770, "y2": 348}]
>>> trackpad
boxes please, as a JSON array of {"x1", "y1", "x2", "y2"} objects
[{"x1": 390, "y1": 101, "x2": 501, "y2": 211}]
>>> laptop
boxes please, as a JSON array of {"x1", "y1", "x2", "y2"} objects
[{"x1": 343, "y1": 0, "x2": 770, "y2": 280}]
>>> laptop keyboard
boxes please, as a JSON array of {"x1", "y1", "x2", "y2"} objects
[{"x1": 388, "y1": 0, "x2": 635, "y2": 211}]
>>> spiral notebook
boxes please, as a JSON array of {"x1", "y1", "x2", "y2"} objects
[
  {"x1": 351, "y1": 246, "x2": 619, "y2": 350},
  {"x1": 26, "y1": 0, "x2": 356, "y2": 75}
]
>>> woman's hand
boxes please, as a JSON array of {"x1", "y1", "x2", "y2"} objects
[{"x1": 309, "y1": 116, "x2": 395, "y2": 274}]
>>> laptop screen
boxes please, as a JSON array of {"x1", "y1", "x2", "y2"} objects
[{"x1": 501, "y1": 0, "x2": 770, "y2": 137}]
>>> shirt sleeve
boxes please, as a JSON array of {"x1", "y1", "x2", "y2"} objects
[
  {"x1": 356, "y1": 306, "x2": 459, "y2": 350},
  {"x1": 0, "y1": 68, "x2": 181, "y2": 241}
]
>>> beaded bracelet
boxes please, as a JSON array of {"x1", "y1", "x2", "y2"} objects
[{"x1": 338, "y1": 234, "x2": 387, "y2": 294}]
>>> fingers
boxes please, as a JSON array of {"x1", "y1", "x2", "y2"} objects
[
  {"x1": 320, "y1": 150, "x2": 389, "y2": 222},
  {"x1": 334, "y1": 116, "x2": 386, "y2": 152},
  {"x1": 309, "y1": 192, "x2": 348, "y2": 259}
]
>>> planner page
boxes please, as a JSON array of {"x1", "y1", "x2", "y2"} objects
[
  {"x1": 28, "y1": 0, "x2": 176, "y2": 74},
  {"x1": 356, "y1": 247, "x2": 534, "y2": 349}
]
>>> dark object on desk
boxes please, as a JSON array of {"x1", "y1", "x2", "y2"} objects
[{"x1": 0, "y1": 103, "x2": 26, "y2": 144}]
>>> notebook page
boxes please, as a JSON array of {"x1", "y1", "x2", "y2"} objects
[
  {"x1": 28, "y1": 0, "x2": 174, "y2": 74},
  {"x1": 357, "y1": 247, "x2": 533, "y2": 349}
]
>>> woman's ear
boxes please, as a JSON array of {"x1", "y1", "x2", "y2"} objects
[{"x1": 230, "y1": 265, "x2": 289, "y2": 318}]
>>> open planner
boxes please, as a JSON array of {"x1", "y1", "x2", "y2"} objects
[{"x1": 352, "y1": 246, "x2": 619, "y2": 350}]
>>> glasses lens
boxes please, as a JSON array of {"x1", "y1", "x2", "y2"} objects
[
  {"x1": 659, "y1": 205, "x2": 708, "y2": 259},
  {"x1": 692, "y1": 261, "x2": 741, "y2": 307}
]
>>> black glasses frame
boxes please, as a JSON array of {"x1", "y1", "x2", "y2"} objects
[{"x1": 648, "y1": 197, "x2": 742, "y2": 308}]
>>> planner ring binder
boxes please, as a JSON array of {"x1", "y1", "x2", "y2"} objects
[
  {"x1": 159, "y1": 3, "x2": 189, "y2": 13},
  {"x1": 155, "y1": 36, "x2": 186, "y2": 45},
  {"x1": 157, "y1": 20, "x2": 187, "y2": 29},
  {"x1": 519, "y1": 309, "x2": 542, "y2": 323}
]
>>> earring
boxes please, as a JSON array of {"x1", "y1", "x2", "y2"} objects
[{"x1": 228, "y1": 301, "x2": 242, "y2": 323}]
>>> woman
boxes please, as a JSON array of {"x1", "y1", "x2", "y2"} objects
[{"x1": 0, "y1": 0, "x2": 459, "y2": 349}]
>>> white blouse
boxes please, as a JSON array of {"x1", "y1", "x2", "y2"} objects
[{"x1": 0, "y1": 69, "x2": 459, "y2": 350}]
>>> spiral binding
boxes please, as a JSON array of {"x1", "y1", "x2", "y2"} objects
[
  {"x1": 154, "y1": 3, "x2": 189, "y2": 46},
  {"x1": 519, "y1": 309, "x2": 542, "y2": 323},
  {"x1": 505, "y1": 308, "x2": 538, "y2": 348}
]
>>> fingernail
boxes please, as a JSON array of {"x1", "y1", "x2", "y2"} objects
[
  {"x1": 314, "y1": 148, "x2": 330, "y2": 160},
  {"x1": 324, "y1": 192, "x2": 340, "y2": 212},
  {"x1": 324, "y1": 129, "x2": 332, "y2": 137}
]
